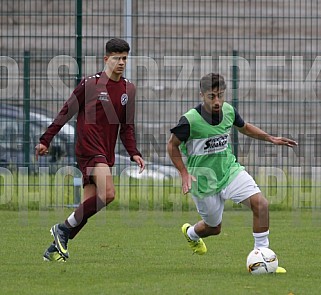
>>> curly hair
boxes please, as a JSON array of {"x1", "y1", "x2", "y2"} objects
[{"x1": 200, "y1": 73, "x2": 226, "y2": 93}]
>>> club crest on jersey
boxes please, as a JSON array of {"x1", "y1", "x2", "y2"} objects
[
  {"x1": 121, "y1": 93, "x2": 128, "y2": 105},
  {"x1": 97, "y1": 92, "x2": 109, "y2": 102}
]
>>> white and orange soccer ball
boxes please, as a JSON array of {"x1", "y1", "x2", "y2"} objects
[{"x1": 246, "y1": 248, "x2": 278, "y2": 275}]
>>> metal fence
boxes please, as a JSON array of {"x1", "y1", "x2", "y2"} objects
[{"x1": 1, "y1": 0, "x2": 321, "y2": 209}]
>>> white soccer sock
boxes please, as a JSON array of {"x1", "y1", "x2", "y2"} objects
[
  {"x1": 67, "y1": 212, "x2": 78, "y2": 227},
  {"x1": 253, "y1": 230, "x2": 269, "y2": 249},
  {"x1": 187, "y1": 226, "x2": 200, "y2": 241}
]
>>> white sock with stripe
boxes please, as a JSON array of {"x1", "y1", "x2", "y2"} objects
[
  {"x1": 66, "y1": 212, "x2": 78, "y2": 227},
  {"x1": 253, "y1": 230, "x2": 269, "y2": 249},
  {"x1": 187, "y1": 226, "x2": 200, "y2": 241}
]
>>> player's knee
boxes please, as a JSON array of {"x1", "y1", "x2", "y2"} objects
[
  {"x1": 258, "y1": 197, "x2": 269, "y2": 212},
  {"x1": 213, "y1": 225, "x2": 221, "y2": 235},
  {"x1": 206, "y1": 223, "x2": 221, "y2": 235},
  {"x1": 252, "y1": 196, "x2": 269, "y2": 215},
  {"x1": 103, "y1": 188, "x2": 115, "y2": 204}
]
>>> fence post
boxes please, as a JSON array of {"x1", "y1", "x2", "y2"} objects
[
  {"x1": 73, "y1": 176, "x2": 82, "y2": 206},
  {"x1": 75, "y1": 0, "x2": 82, "y2": 84},
  {"x1": 232, "y1": 50, "x2": 239, "y2": 161},
  {"x1": 74, "y1": 0, "x2": 82, "y2": 206},
  {"x1": 124, "y1": 0, "x2": 133, "y2": 80},
  {"x1": 23, "y1": 50, "x2": 30, "y2": 171}
]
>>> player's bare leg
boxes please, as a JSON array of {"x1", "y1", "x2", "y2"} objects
[
  {"x1": 193, "y1": 220, "x2": 221, "y2": 237},
  {"x1": 242, "y1": 193, "x2": 269, "y2": 233},
  {"x1": 44, "y1": 164, "x2": 115, "y2": 260},
  {"x1": 67, "y1": 163, "x2": 115, "y2": 239}
]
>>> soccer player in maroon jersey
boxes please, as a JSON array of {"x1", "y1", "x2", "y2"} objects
[{"x1": 36, "y1": 38, "x2": 145, "y2": 261}]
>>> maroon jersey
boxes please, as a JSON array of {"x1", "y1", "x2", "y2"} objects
[{"x1": 40, "y1": 71, "x2": 141, "y2": 166}]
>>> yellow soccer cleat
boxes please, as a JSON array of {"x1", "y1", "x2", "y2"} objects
[
  {"x1": 50, "y1": 224, "x2": 70, "y2": 259},
  {"x1": 275, "y1": 266, "x2": 287, "y2": 274},
  {"x1": 43, "y1": 243, "x2": 66, "y2": 262},
  {"x1": 181, "y1": 223, "x2": 207, "y2": 255}
]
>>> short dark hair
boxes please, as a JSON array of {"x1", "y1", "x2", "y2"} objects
[
  {"x1": 200, "y1": 73, "x2": 226, "y2": 93},
  {"x1": 105, "y1": 38, "x2": 130, "y2": 54}
]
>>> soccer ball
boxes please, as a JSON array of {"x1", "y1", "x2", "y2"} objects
[{"x1": 246, "y1": 248, "x2": 278, "y2": 275}]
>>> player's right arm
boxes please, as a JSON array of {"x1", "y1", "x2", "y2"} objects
[
  {"x1": 167, "y1": 134, "x2": 195, "y2": 194},
  {"x1": 35, "y1": 78, "x2": 86, "y2": 160},
  {"x1": 35, "y1": 143, "x2": 48, "y2": 160}
]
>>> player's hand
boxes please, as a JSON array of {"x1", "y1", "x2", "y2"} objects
[
  {"x1": 35, "y1": 143, "x2": 49, "y2": 160},
  {"x1": 181, "y1": 171, "x2": 196, "y2": 194},
  {"x1": 132, "y1": 155, "x2": 145, "y2": 173},
  {"x1": 270, "y1": 136, "x2": 298, "y2": 147}
]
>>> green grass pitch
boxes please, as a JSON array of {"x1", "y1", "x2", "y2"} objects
[{"x1": 0, "y1": 209, "x2": 320, "y2": 295}]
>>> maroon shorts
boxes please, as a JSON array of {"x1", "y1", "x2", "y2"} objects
[{"x1": 76, "y1": 155, "x2": 109, "y2": 187}]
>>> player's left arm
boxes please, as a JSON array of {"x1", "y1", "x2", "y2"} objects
[
  {"x1": 236, "y1": 122, "x2": 298, "y2": 147},
  {"x1": 119, "y1": 83, "x2": 145, "y2": 173}
]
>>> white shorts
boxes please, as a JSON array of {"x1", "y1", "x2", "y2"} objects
[{"x1": 192, "y1": 170, "x2": 261, "y2": 227}]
